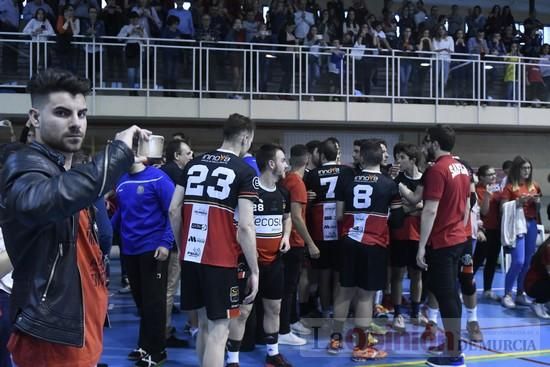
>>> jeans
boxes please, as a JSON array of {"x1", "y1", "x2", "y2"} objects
[
  {"x1": 399, "y1": 61, "x2": 413, "y2": 97},
  {"x1": 435, "y1": 60, "x2": 450, "y2": 97},
  {"x1": 505, "y1": 81, "x2": 519, "y2": 102},
  {"x1": 0, "y1": 290, "x2": 12, "y2": 367},
  {"x1": 127, "y1": 67, "x2": 139, "y2": 89},
  {"x1": 308, "y1": 59, "x2": 320, "y2": 94},
  {"x1": 505, "y1": 219, "x2": 537, "y2": 295}
]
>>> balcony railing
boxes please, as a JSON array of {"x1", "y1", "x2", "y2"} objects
[{"x1": 0, "y1": 32, "x2": 548, "y2": 109}]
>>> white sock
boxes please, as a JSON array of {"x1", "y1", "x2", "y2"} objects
[
  {"x1": 427, "y1": 307, "x2": 439, "y2": 324},
  {"x1": 226, "y1": 351, "x2": 239, "y2": 364},
  {"x1": 466, "y1": 306, "x2": 478, "y2": 322},
  {"x1": 267, "y1": 343, "x2": 279, "y2": 357}
]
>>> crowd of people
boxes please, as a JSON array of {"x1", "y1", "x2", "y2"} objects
[
  {"x1": 0, "y1": 68, "x2": 550, "y2": 367},
  {"x1": 1, "y1": 0, "x2": 550, "y2": 102}
]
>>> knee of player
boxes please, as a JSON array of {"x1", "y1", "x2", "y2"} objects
[{"x1": 263, "y1": 299, "x2": 282, "y2": 315}]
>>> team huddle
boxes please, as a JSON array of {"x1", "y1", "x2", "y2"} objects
[{"x1": 167, "y1": 115, "x2": 474, "y2": 367}]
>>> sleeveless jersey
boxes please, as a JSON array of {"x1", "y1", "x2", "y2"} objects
[
  {"x1": 337, "y1": 170, "x2": 401, "y2": 247},
  {"x1": 254, "y1": 184, "x2": 290, "y2": 265},
  {"x1": 178, "y1": 150, "x2": 258, "y2": 267},
  {"x1": 391, "y1": 171, "x2": 422, "y2": 242},
  {"x1": 305, "y1": 163, "x2": 354, "y2": 241}
]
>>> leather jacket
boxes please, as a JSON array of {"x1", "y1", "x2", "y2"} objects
[{"x1": 0, "y1": 140, "x2": 133, "y2": 347}]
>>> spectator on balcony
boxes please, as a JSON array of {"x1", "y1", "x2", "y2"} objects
[
  {"x1": 225, "y1": 18, "x2": 246, "y2": 98},
  {"x1": 267, "y1": 0, "x2": 290, "y2": 44},
  {"x1": 448, "y1": 5, "x2": 464, "y2": 39},
  {"x1": 243, "y1": 9, "x2": 259, "y2": 42},
  {"x1": 424, "y1": 5, "x2": 439, "y2": 34},
  {"x1": 350, "y1": 0, "x2": 367, "y2": 25},
  {"x1": 23, "y1": 8, "x2": 55, "y2": 73},
  {"x1": 466, "y1": 6, "x2": 485, "y2": 38},
  {"x1": 504, "y1": 42, "x2": 521, "y2": 105},
  {"x1": 195, "y1": 14, "x2": 219, "y2": 93},
  {"x1": 413, "y1": 0, "x2": 427, "y2": 29},
  {"x1": 209, "y1": 5, "x2": 229, "y2": 37},
  {"x1": 467, "y1": 29, "x2": 488, "y2": 100},
  {"x1": 521, "y1": 28, "x2": 542, "y2": 58},
  {"x1": 499, "y1": 6, "x2": 515, "y2": 35},
  {"x1": 278, "y1": 21, "x2": 298, "y2": 95},
  {"x1": 167, "y1": 0, "x2": 194, "y2": 39},
  {"x1": 293, "y1": 0, "x2": 314, "y2": 42},
  {"x1": 397, "y1": 26, "x2": 415, "y2": 102},
  {"x1": 374, "y1": 21, "x2": 392, "y2": 51},
  {"x1": 1, "y1": 0, "x2": 21, "y2": 79},
  {"x1": 131, "y1": 0, "x2": 162, "y2": 37},
  {"x1": 342, "y1": 8, "x2": 359, "y2": 38},
  {"x1": 540, "y1": 44, "x2": 550, "y2": 102},
  {"x1": 399, "y1": 3, "x2": 416, "y2": 38},
  {"x1": 451, "y1": 29, "x2": 468, "y2": 104},
  {"x1": 304, "y1": 25, "x2": 325, "y2": 99},
  {"x1": 251, "y1": 23, "x2": 272, "y2": 94},
  {"x1": 502, "y1": 25, "x2": 520, "y2": 53},
  {"x1": 160, "y1": 15, "x2": 181, "y2": 96},
  {"x1": 327, "y1": 38, "x2": 344, "y2": 101},
  {"x1": 383, "y1": 11, "x2": 398, "y2": 49},
  {"x1": 22, "y1": 0, "x2": 54, "y2": 24},
  {"x1": 82, "y1": 6, "x2": 105, "y2": 85},
  {"x1": 101, "y1": 0, "x2": 125, "y2": 88},
  {"x1": 317, "y1": 9, "x2": 330, "y2": 42},
  {"x1": 413, "y1": 28, "x2": 432, "y2": 101},
  {"x1": 58, "y1": 0, "x2": 99, "y2": 21},
  {"x1": 523, "y1": 10, "x2": 544, "y2": 38},
  {"x1": 118, "y1": 11, "x2": 149, "y2": 93},
  {"x1": 484, "y1": 5, "x2": 501, "y2": 37},
  {"x1": 56, "y1": 4, "x2": 80, "y2": 73},
  {"x1": 432, "y1": 25, "x2": 453, "y2": 97},
  {"x1": 526, "y1": 59, "x2": 544, "y2": 107},
  {"x1": 487, "y1": 32, "x2": 507, "y2": 100}
]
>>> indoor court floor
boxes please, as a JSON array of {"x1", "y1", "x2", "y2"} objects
[{"x1": 101, "y1": 262, "x2": 550, "y2": 367}]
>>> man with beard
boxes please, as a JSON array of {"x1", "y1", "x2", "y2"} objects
[{"x1": 0, "y1": 68, "x2": 148, "y2": 367}]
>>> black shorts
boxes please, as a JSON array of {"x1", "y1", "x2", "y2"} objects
[
  {"x1": 311, "y1": 240, "x2": 341, "y2": 272},
  {"x1": 340, "y1": 237, "x2": 388, "y2": 291},
  {"x1": 237, "y1": 255, "x2": 250, "y2": 303},
  {"x1": 390, "y1": 240, "x2": 421, "y2": 269},
  {"x1": 259, "y1": 257, "x2": 284, "y2": 300},
  {"x1": 180, "y1": 260, "x2": 240, "y2": 320}
]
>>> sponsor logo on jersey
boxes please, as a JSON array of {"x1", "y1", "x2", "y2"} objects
[
  {"x1": 255, "y1": 216, "x2": 282, "y2": 227},
  {"x1": 186, "y1": 247, "x2": 202, "y2": 259},
  {"x1": 318, "y1": 167, "x2": 340, "y2": 176},
  {"x1": 324, "y1": 216, "x2": 333, "y2": 220},
  {"x1": 191, "y1": 223, "x2": 208, "y2": 231},
  {"x1": 355, "y1": 174, "x2": 379, "y2": 183},
  {"x1": 193, "y1": 207, "x2": 208, "y2": 217},
  {"x1": 136, "y1": 185, "x2": 144, "y2": 194},
  {"x1": 188, "y1": 236, "x2": 205, "y2": 244},
  {"x1": 201, "y1": 153, "x2": 232, "y2": 163},
  {"x1": 230, "y1": 286, "x2": 240, "y2": 303},
  {"x1": 252, "y1": 176, "x2": 260, "y2": 190}
]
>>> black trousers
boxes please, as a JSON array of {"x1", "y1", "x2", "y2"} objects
[
  {"x1": 426, "y1": 242, "x2": 468, "y2": 357},
  {"x1": 279, "y1": 246, "x2": 304, "y2": 334},
  {"x1": 473, "y1": 229, "x2": 502, "y2": 291},
  {"x1": 123, "y1": 251, "x2": 169, "y2": 354}
]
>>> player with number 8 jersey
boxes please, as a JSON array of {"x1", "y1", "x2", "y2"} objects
[{"x1": 177, "y1": 150, "x2": 258, "y2": 267}]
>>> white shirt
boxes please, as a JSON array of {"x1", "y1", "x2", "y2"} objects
[
  {"x1": 22, "y1": 18, "x2": 55, "y2": 41},
  {"x1": 432, "y1": 36, "x2": 455, "y2": 60},
  {"x1": 0, "y1": 228, "x2": 12, "y2": 294},
  {"x1": 294, "y1": 10, "x2": 314, "y2": 39}
]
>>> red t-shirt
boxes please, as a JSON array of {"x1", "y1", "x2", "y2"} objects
[
  {"x1": 423, "y1": 155, "x2": 471, "y2": 249},
  {"x1": 501, "y1": 182, "x2": 541, "y2": 220},
  {"x1": 9, "y1": 210, "x2": 108, "y2": 367},
  {"x1": 524, "y1": 242, "x2": 550, "y2": 292},
  {"x1": 475, "y1": 184, "x2": 501, "y2": 230},
  {"x1": 281, "y1": 172, "x2": 307, "y2": 247}
]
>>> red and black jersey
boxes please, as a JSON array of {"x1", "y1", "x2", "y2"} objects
[
  {"x1": 392, "y1": 172, "x2": 422, "y2": 242},
  {"x1": 254, "y1": 184, "x2": 290, "y2": 265},
  {"x1": 177, "y1": 149, "x2": 259, "y2": 268},
  {"x1": 337, "y1": 170, "x2": 402, "y2": 247},
  {"x1": 305, "y1": 163, "x2": 355, "y2": 241}
]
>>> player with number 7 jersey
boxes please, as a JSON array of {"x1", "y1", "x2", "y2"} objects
[{"x1": 176, "y1": 150, "x2": 259, "y2": 268}]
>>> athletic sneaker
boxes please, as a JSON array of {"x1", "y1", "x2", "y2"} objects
[
  {"x1": 290, "y1": 321, "x2": 311, "y2": 335},
  {"x1": 265, "y1": 353, "x2": 292, "y2": 367},
  {"x1": 327, "y1": 333, "x2": 343, "y2": 355},
  {"x1": 466, "y1": 321, "x2": 483, "y2": 342},
  {"x1": 226, "y1": 364, "x2": 239, "y2": 367},
  {"x1": 135, "y1": 350, "x2": 167, "y2": 367},
  {"x1": 367, "y1": 322, "x2": 388, "y2": 336},
  {"x1": 392, "y1": 314, "x2": 406, "y2": 333},
  {"x1": 482, "y1": 290, "x2": 500, "y2": 301},
  {"x1": 351, "y1": 346, "x2": 388, "y2": 362},
  {"x1": 515, "y1": 293, "x2": 533, "y2": 306},
  {"x1": 411, "y1": 313, "x2": 429, "y2": 326},
  {"x1": 421, "y1": 321, "x2": 437, "y2": 342},
  {"x1": 501, "y1": 294, "x2": 516, "y2": 309},
  {"x1": 427, "y1": 342, "x2": 445, "y2": 355},
  {"x1": 532, "y1": 303, "x2": 550, "y2": 319},
  {"x1": 278, "y1": 332, "x2": 307, "y2": 346},
  {"x1": 128, "y1": 348, "x2": 148, "y2": 361},
  {"x1": 426, "y1": 354, "x2": 466, "y2": 367}
]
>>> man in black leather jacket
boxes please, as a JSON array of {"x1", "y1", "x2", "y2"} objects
[{"x1": 0, "y1": 68, "x2": 151, "y2": 367}]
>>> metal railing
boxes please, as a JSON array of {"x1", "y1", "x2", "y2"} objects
[{"x1": 1, "y1": 32, "x2": 549, "y2": 109}]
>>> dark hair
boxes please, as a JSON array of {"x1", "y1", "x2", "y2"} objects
[
  {"x1": 426, "y1": 124, "x2": 455, "y2": 151},
  {"x1": 62, "y1": 4, "x2": 74, "y2": 13},
  {"x1": 373, "y1": 138, "x2": 387, "y2": 149},
  {"x1": 129, "y1": 11, "x2": 140, "y2": 18},
  {"x1": 222, "y1": 113, "x2": 255, "y2": 140},
  {"x1": 166, "y1": 15, "x2": 180, "y2": 26},
  {"x1": 165, "y1": 139, "x2": 188, "y2": 161},
  {"x1": 502, "y1": 160, "x2": 513, "y2": 171},
  {"x1": 353, "y1": 139, "x2": 367, "y2": 147},
  {"x1": 360, "y1": 139, "x2": 383, "y2": 166},
  {"x1": 305, "y1": 140, "x2": 320, "y2": 155},
  {"x1": 508, "y1": 155, "x2": 534, "y2": 191},
  {"x1": 477, "y1": 165, "x2": 492, "y2": 177},
  {"x1": 172, "y1": 131, "x2": 186, "y2": 140},
  {"x1": 27, "y1": 68, "x2": 90, "y2": 106},
  {"x1": 256, "y1": 143, "x2": 284, "y2": 172},
  {"x1": 393, "y1": 142, "x2": 421, "y2": 163},
  {"x1": 319, "y1": 137, "x2": 339, "y2": 162},
  {"x1": 89, "y1": 5, "x2": 97, "y2": 12},
  {"x1": 34, "y1": 7, "x2": 46, "y2": 18},
  {"x1": 289, "y1": 144, "x2": 308, "y2": 167}
]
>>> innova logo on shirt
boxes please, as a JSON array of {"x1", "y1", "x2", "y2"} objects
[{"x1": 201, "y1": 153, "x2": 231, "y2": 163}]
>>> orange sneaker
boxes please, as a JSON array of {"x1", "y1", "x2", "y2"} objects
[{"x1": 351, "y1": 346, "x2": 388, "y2": 362}]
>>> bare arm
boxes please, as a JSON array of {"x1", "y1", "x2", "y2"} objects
[
  {"x1": 237, "y1": 198, "x2": 259, "y2": 304},
  {"x1": 290, "y1": 202, "x2": 319, "y2": 258},
  {"x1": 399, "y1": 183, "x2": 423, "y2": 205},
  {"x1": 480, "y1": 190, "x2": 491, "y2": 216},
  {"x1": 279, "y1": 213, "x2": 291, "y2": 253},
  {"x1": 464, "y1": 183, "x2": 473, "y2": 227},
  {"x1": 168, "y1": 184, "x2": 185, "y2": 250},
  {"x1": 417, "y1": 199, "x2": 439, "y2": 270}
]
